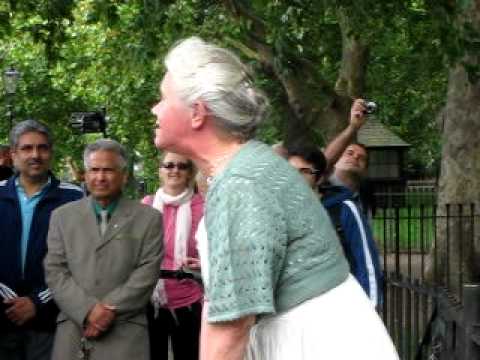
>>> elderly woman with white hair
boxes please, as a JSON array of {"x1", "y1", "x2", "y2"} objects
[{"x1": 151, "y1": 37, "x2": 399, "y2": 360}]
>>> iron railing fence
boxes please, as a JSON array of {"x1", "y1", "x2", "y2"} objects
[{"x1": 374, "y1": 202, "x2": 480, "y2": 360}]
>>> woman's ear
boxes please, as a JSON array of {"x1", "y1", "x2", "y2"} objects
[{"x1": 191, "y1": 101, "x2": 209, "y2": 130}]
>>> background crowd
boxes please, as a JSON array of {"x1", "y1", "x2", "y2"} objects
[{"x1": 0, "y1": 37, "x2": 398, "y2": 360}]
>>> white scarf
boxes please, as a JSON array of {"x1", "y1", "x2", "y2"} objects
[
  {"x1": 151, "y1": 187, "x2": 193, "y2": 315},
  {"x1": 196, "y1": 217, "x2": 209, "y2": 291}
]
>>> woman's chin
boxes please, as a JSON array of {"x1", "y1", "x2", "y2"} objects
[{"x1": 164, "y1": 183, "x2": 188, "y2": 194}]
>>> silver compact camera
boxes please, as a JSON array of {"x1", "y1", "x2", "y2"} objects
[{"x1": 364, "y1": 101, "x2": 377, "y2": 114}]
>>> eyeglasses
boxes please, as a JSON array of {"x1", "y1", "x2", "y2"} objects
[
  {"x1": 161, "y1": 162, "x2": 191, "y2": 171},
  {"x1": 297, "y1": 167, "x2": 320, "y2": 176},
  {"x1": 16, "y1": 143, "x2": 51, "y2": 153}
]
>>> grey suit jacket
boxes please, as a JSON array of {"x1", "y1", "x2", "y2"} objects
[{"x1": 44, "y1": 196, "x2": 163, "y2": 360}]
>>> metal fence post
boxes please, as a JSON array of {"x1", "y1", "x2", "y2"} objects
[{"x1": 463, "y1": 284, "x2": 480, "y2": 360}]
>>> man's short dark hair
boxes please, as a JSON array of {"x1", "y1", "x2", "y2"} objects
[{"x1": 286, "y1": 142, "x2": 327, "y2": 180}]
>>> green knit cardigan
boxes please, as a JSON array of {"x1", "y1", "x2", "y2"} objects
[{"x1": 205, "y1": 140, "x2": 349, "y2": 322}]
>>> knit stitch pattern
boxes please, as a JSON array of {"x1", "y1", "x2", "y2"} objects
[{"x1": 205, "y1": 141, "x2": 349, "y2": 322}]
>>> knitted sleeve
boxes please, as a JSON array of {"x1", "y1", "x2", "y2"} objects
[{"x1": 205, "y1": 176, "x2": 287, "y2": 322}]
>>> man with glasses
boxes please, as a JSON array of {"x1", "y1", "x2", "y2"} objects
[
  {"x1": 285, "y1": 100, "x2": 382, "y2": 308},
  {"x1": 286, "y1": 99, "x2": 367, "y2": 194},
  {"x1": 0, "y1": 120, "x2": 84, "y2": 360},
  {"x1": 287, "y1": 143, "x2": 327, "y2": 193}
]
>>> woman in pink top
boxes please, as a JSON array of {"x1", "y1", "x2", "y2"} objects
[{"x1": 142, "y1": 152, "x2": 204, "y2": 360}]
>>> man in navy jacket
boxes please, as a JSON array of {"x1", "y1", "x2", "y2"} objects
[
  {"x1": 322, "y1": 143, "x2": 383, "y2": 308},
  {"x1": 0, "y1": 120, "x2": 83, "y2": 360}
]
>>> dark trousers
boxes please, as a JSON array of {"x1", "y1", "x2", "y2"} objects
[
  {"x1": 147, "y1": 301, "x2": 202, "y2": 360},
  {"x1": 0, "y1": 330, "x2": 54, "y2": 360}
]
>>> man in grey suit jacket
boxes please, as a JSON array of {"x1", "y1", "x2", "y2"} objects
[{"x1": 44, "y1": 139, "x2": 163, "y2": 360}]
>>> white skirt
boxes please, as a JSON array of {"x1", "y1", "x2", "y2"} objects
[{"x1": 245, "y1": 275, "x2": 399, "y2": 360}]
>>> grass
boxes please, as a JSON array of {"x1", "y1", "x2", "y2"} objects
[{"x1": 372, "y1": 193, "x2": 436, "y2": 252}]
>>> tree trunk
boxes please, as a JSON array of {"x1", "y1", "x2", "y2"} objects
[
  {"x1": 335, "y1": 7, "x2": 369, "y2": 99},
  {"x1": 222, "y1": 1, "x2": 369, "y2": 146},
  {"x1": 426, "y1": 2, "x2": 480, "y2": 294}
]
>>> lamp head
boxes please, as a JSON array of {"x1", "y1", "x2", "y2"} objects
[{"x1": 3, "y1": 66, "x2": 20, "y2": 95}]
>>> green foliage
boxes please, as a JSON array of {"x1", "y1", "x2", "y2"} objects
[
  {"x1": 0, "y1": 0, "x2": 464, "y2": 186},
  {"x1": 373, "y1": 205, "x2": 436, "y2": 251},
  {"x1": 365, "y1": 1, "x2": 447, "y2": 175}
]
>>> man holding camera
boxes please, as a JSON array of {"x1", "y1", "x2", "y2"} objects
[{"x1": 322, "y1": 142, "x2": 383, "y2": 308}]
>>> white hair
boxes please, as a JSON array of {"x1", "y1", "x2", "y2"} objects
[
  {"x1": 83, "y1": 139, "x2": 128, "y2": 171},
  {"x1": 164, "y1": 37, "x2": 269, "y2": 140}
]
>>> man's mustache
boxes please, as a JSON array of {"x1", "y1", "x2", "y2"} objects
[{"x1": 27, "y1": 160, "x2": 43, "y2": 165}]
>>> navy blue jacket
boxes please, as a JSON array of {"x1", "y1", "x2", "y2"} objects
[
  {"x1": 0, "y1": 174, "x2": 83, "y2": 332},
  {"x1": 322, "y1": 185, "x2": 383, "y2": 307}
]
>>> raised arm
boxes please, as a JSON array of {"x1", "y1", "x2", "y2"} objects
[{"x1": 323, "y1": 99, "x2": 367, "y2": 176}]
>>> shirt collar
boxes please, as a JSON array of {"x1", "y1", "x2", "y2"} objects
[
  {"x1": 328, "y1": 173, "x2": 346, "y2": 187},
  {"x1": 328, "y1": 174, "x2": 359, "y2": 198},
  {"x1": 92, "y1": 198, "x2": 120, "y2": 218},
  {"x1": 15, "y1": 176, "x2": 52, "y2": 198}
]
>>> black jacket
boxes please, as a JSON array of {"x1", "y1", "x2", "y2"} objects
[{"x1": 0, "y1": 174, "x2": 83, "y2": 333}]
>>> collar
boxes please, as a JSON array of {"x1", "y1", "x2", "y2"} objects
[
  {"x1": 1, "y1": 172, "x2": 59, "y2": 201},
  {"x1": 0, "y1": 172, "x2": 60, "y2": 201},
  {"x1": 92, "y1": 198, "x2": 120, "y2": 218},
  {"x1": 321, "y1": 184, "x2": 355, "y2": 208},
  {"x1": 328, "y1": 173, "x2": 360, "y2": 196},
  {"x1": 15, "y1": 176, "x2": 52, "y2": 197},
  {"x1": 206, "y1": 140, "x2": 257, "y2": 193},
  {"x1": 328, "y1": 173, "x2": 347, "y2": 187}
]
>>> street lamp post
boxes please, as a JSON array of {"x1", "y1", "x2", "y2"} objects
[{"x1": 3, "y1": 66, "x2": 20, "y2": 131}]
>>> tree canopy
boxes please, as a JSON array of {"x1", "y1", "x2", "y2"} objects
[{"x1": 0, "y1": 0, "x2": 464, "y2": 188}]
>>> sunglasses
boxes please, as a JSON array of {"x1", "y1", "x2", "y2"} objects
[{"x1": 161, "y1": 162, "x2": 191, "y2": 171}]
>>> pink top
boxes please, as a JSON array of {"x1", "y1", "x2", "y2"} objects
[{"x1": 142, "y1": 193, "x2": 204, "y2": 309}]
